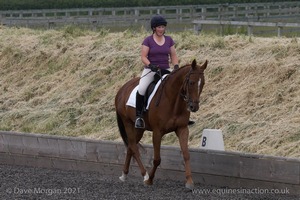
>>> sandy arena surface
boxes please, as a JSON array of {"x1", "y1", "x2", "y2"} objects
[{"x1": 0, "y1": 164, "x2": 298, "y2": 200}]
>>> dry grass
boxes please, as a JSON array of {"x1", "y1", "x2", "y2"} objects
[{"x1": 0, "y1": 25, "x2": 300, "y2": 158}]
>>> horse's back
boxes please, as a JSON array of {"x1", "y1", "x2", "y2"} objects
[{"x1": 115, "y1": 77, "x2": 139, "y2": 114}]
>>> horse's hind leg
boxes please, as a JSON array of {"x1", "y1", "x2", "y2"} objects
[
  {"x1": 119, "y1": 147, "x2": 132, "y2": 182},
  {"x1": 129, "y1": 142, "x2": 149, "y2": 182},
  {"x1": 119, "y1": 130, "x2": 144, "y2": 182},
  {"x1": 120, "y1": 123, "x2": 148, "y2": 183}
]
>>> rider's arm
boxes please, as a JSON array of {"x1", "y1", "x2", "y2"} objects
[
  {"x1": 170, "y1": 45, "x2": 179, "y2": 68},
  {"x1": 141, "y1": 45, "x2": 151, "y2": 66}
]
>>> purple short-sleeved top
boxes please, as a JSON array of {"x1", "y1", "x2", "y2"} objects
[{"x1": 142, "y1": 35, "x2": 175, "y2": 70}]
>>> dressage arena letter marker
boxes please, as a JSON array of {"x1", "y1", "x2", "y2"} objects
[
  {"x1": 200, "y1": 129, "x2": 225, "y2": 151},
  {"x1": 201, "y1": 136, "x2": 207, "y2": 147}
]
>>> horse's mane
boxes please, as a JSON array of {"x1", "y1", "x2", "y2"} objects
[
  {"x1": 162, "y1": 63, "x2": 191, "y2": 83},
  {"x1": 172, "y1": 63, "x2": 191, "y2": 74}
]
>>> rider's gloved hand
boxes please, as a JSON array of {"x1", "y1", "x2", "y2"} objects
[{"x1": 148, "y1": 64, "x2": 159, "y2": 72}]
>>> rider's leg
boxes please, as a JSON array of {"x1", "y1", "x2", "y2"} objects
[
  {"x1": 135, "y1": 91, "x2": 145, "y2": 128},
  {"x1": 135, "y1": 68, "x2": 155, "y2": 129}
]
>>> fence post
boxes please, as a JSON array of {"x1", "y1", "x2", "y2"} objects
[
  {"x1": 177, "y1": 8, "x2": 182, "y2": 22},
  {"x1": 156, "y1": 8, "x2": 161, "y2": 15},
  {"x1": 277, "y1": 26, "x2": 282, "y2": 37},
  {"x1": 247, "y1": 25, "x2": 253, "y2": 36},
  {"x1": 194, "y1": 23, "x2": 202, "y2": 35},
  {"x1": 201, "y1": 7, "x2": 206, "y2": 20},
  {"x1": 220, "y1": 24, "x2": 224, "y2": 35},
  {"x1": 190, "y1": 7, "x2": 194, "y2": 21},
  {"x1": 134, "y1": 9, "x2": 139, "y2": 23}
]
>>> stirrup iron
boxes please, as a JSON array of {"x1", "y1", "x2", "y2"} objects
[{"x1": 135, "y1": 117, "x2": 145, "y2": 129}]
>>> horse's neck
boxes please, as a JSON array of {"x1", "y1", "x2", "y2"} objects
[{"x1": 163, "y1": 67, "x2": 190, "y2": 109}]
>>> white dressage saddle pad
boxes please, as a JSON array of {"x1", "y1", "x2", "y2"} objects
[{"x1": 126, "y1": 74, "x2": 168, "y2": 110}]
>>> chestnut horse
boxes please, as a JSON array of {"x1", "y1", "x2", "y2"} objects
[{"x1": 115, "y1": 59, "x2": 207, "y2": 189}]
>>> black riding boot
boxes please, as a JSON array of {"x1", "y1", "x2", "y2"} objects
[{"x1": 135, "y1": 92, "x2": 145, "y2": 129}]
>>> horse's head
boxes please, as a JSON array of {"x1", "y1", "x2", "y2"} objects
[{"x1": 181, "y1": 59, "x2": 207, "y2": 112}]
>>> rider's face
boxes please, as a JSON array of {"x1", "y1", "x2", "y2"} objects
[{"x1": 154, "y1": 25, "x2": 166, "y2": 36}]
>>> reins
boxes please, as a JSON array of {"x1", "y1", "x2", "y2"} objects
[
  {"x1": 139, "y1": 68, "x2": 170, "y2": 106},
  {"x1": 155, "y1": 69, "x2": 168, "y2": 106},
  {"x1": 155, "y1": 66, "x2": 185, "y2": 106},
  {"x1": 140, "y1": 70, "x2": 152, "y2": 79},
  {"x1": 140, "y1": 65, "x2": 203, "y2": 107},
  {"x1": 155, "y1": 65, "x2": 204, "y2": 107}
]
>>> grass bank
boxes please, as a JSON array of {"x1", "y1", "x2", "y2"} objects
[{"x1": 0, "y1": 25, "x2": 299, "y2": 158}]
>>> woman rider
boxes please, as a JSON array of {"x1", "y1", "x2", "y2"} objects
[{"x1": 135, "y1": 15, "x2": 179, "y2": 128}]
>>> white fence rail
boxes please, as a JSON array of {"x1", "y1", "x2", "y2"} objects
[
  {"x1": 193, "y1": 19, "x2": 300, "y2": 36},
  {"x1": 0, "y1": 2, "x2": 300, "y2": 29}
]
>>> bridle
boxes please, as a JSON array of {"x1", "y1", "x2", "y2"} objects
[
  {"x1": 181, "y1": 68, "x2": 204, "y2": 106},
  {"x1": 155, "y1": 65, "x2": 204, "y2": 107}
]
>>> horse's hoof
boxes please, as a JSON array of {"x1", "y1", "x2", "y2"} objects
[
  {"x1": 185, "y1": 182, "x2": 194, "y2": 190},
  {"x1": 143, "y1": 171, "x2": 149, "y2": 182},
  {"x1": 143, "y1": 172, "x2": 152, "y2": 185},
  {"x1": 119, "y1": 172, "x2": 127, "y2": 182},
  {"x1": 144, "y1": 179, "x2": 153, "y2": 185}
]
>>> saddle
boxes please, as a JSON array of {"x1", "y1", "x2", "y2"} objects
[
  {"x1": 125, "y1": 69, "x2": 170, "y2": 110},
  {"x1": 144, "y1": 69, "x2": 170, "y2": 109}
]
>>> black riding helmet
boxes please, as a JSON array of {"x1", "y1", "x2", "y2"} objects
[{"x1": 150, "y1": 15, "x2": 167, "y2": 30}]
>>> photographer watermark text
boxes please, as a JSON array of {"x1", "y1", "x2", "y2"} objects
[
  {"x1": 192, "y1": 187, "x2": 290, "y2": 195},
  {"x1": 6, "y1": 187, "x2": 80, "y2": 196}
]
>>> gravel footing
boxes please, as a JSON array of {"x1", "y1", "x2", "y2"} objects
[{"x1": 0, "y1": 164, "x2": 298, "y2": 200}]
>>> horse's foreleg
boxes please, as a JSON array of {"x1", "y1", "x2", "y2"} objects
[
  {"x1": 176, "y1": 127, "x2": 194, "y2": 190},
  {"x1": 145, "y1": 133, "x2": 162, "y2": 185}
]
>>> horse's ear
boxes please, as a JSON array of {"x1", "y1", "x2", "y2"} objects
[
  {"x1": 192, "y1": 59, "x2": 197, "y2": 69},
  {"x1": 201, "y1": 60, "x2": 208, "y2": 70}
]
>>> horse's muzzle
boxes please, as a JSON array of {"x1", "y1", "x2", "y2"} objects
[{"x1": 188, "y1": 102, "x2": 199, "y2": 112}]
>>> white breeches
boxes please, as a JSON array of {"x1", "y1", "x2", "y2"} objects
[
  {"x1": 137, "y1": 68, "x2": 156, "y2": 96},
  {"x1": 137, "y1": 68, "x2": 171, "y2": 96}
]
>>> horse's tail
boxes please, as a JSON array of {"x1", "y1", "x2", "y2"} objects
[{"x1": 116, "y1": 112, "x2": 128, "y2": 147}]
